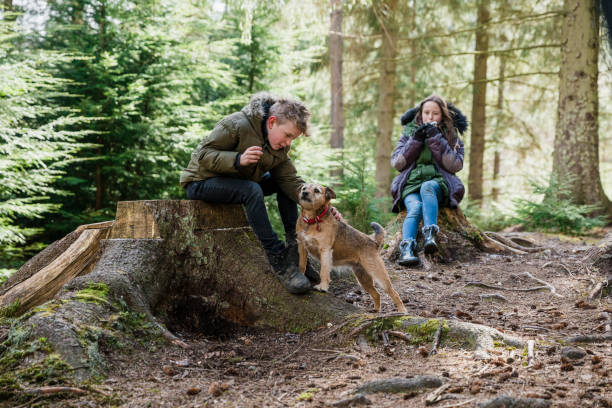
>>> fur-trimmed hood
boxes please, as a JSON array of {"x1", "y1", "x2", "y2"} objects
[
  {"x1": 242, "y1": 91, "x2": 277, "y2": 122},
  {"x1": 400, "y1": 102, "x2": 468, "y2": 135}
]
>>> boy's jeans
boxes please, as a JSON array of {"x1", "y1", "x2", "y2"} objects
[
  {"x1": 402, "y1": 180, "x2": 442, "y2": 241},
  {"x1": 186, "y1": 173, "x2": 296, "y2": 254}
]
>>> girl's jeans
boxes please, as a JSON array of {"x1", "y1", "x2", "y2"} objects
[{"x1": 402, "y1": 180, "x2": 442, "y2": 241}]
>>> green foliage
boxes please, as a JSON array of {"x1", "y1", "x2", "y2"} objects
[
  {"x1": 0, "y1": 17, "x2": 94, "y2": 255},
  {"x1": 462, "y1": 199, "x2": 515, "y2": 232},
  {"x1": 513, "y1": 177, "x2": 607, "y2": 235}
]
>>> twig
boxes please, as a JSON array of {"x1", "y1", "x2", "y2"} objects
[
  {"x1": 522, "y1": 325, "x2": 549, "y2": 332},
  {"x1": 381, "y1": 331, "x2": 393, "y2": 355},
  {"x1": 311, "y1": 348, "x2": 343, "y2": 354},
  {"x1": 479, "y1": 293, "x2": 507, "y2": 302},
  {"x1": 527, "y1": 340, "x2": 535, "y2": 367},
  {"x1": 541, "y1": 261, "x2": 553, "y2": 268},
  {"x1": 558, "y1": 263, "x2": 574, "y2": 277},
  {"x1": 14, "y1": 396, "x2": 42, "y2": 408},
  {"x1": 465, "y1": 281, "x2": 549, "y2": 293},
  {"x1": 331, "y1": 394, "x2": 372, "y2": 407},
  {"x1": 589, "y1": 281, "x2": 609, "y2": 300},
  {"x1": 425, "y1": 383, "x2": 451, "y2": 405},
  {"x1": 23, "y1": 386, "x2": 87, "y2": 395},
  {"x1": 387, "y1": 330, "x2": 412, "y2": 342},
  {"x1": 278, "y1": 343, "x2": 304, "y2": 363},
  {"x1": 430, "y1": 320, "x2": 442, "y2": 356}
]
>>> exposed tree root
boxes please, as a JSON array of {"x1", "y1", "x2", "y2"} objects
[
  {"x1": 344, "y1": 315, "x2": 524, "y2": 360},
  {"x1": 354, "y1": 375, "x2": 443, "y2": 395},
  {"x1": 484, "y1": 232, "x2": 546, "y2": 253},
  {"x1": 481, "y1": 233, "x2": 528, "y2": 255},
  {"x1": 465, "y1": 272, "x2": 561, "y2": 298},
  {"x1": 478, "y1": 395, "x2": 551, "y2": 408}
]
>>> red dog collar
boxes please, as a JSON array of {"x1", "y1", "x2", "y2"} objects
[{"x1": 302, "y1": 204, "x2": 329, "y2": 231}]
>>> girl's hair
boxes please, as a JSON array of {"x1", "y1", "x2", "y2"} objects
[{"x1": 414, "y1": 94, "x2": 456, "y2": 145}]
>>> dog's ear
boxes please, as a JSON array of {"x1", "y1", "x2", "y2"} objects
[{"x1": 325, "y1": 186, "x2": 336, "y2": 200}]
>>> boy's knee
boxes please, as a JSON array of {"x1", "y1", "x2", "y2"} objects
[{"x1": 243, "y1": 181, "x2": 264, "y2": 201}]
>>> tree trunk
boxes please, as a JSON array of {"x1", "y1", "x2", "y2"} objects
[
  {"x1": 408, "y1": 0, "x2": 417, "y2": 108},
  {"x1": 552, "y1": 0, "x2": 611, "y2": 216},
  {"x1": 492, "y1": 54, "x2": 505, "y2": 202},
  {"x1": 468, "y1": 0, "x2": 490, "y2": 206},
  {"x1": 374, "y1": 0, "x2": 398, "y2": 199},
  {"x1": 330, "y1": 0, "x2": 344, "y2": 180}
]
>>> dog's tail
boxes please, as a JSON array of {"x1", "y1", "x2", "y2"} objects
[{"x1": 370, "y1": 222, "x2": 385, "y2": 248}]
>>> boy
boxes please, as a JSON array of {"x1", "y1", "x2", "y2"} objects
[{"x1": 181, "y1": 92, "x2": 319, "y2": 294}]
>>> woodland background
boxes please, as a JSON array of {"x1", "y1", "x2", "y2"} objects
[{"x1": 1, "y1": 0, "x2": 611, "y2": 279}]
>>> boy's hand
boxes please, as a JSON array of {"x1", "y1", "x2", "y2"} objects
[
  {"x1": 330, "y1": 206, "x2": 344, "y2": 222},
  {"x1": 240, "y1": 146, "x2": 263, "y2": 166}
]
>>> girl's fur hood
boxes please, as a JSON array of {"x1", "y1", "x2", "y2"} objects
[{"x1": 400, "y1": 102, "x2": 468, "y2": 135}]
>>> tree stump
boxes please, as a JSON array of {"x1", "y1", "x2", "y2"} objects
[
  {"x1": 0, "y1": 200, "x2": 357, "y2": 381},
  {"x1": 384, "y1": 207, "x2": 527, "y2": 264}
]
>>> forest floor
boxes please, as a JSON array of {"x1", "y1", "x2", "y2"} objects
[{"x1": 4, "y1": 228, "x2": 612, "y2": 408}]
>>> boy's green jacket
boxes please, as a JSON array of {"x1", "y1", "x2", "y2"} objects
[{"x1": 180, "y1": 93, "x2": 304, "y2": 202}]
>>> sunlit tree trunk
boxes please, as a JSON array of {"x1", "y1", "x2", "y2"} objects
[
  {"x1": 468, "y1": 0, "x2": 490, "y2": 206},
  {"x1": 95, "y1": 0, "x2": 107, "y2": 210},
  {"x1": 375, "y1": 0, "x2": 398, "y2": 199},
  {"x1": 492, "y1": 52, "x2": 506, "y2": 202},
  {"x1": 330, "y1": 0, "x2": 344, "y2": 180},
  {"x1": 552, "y1": 0, "x2": 611, "y2": 215},
  {"x1": 408, "y1": 0, "x2": 417, "y2": 108}
]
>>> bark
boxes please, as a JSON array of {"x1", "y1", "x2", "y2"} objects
[
  {"x1": 330, "y1": 0, "x2": 344, "y2": 180},
  {"x1": 408, "y1": 0, "x2": 417, "y2": 108},
  {"x1": 492, "y1": 30, "x2": 507, "y2": 202},
  {"x1": 374, "y1": 0, "x2": 398, "y2": 198},
  {"x1": 468, "y1": 0, "x2": 490, "y2": 205},
  {"x1": 552, "y1": 0, "x2": 611, "y2": 216}
]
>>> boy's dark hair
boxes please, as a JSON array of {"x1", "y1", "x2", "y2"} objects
[{"x1": 270, "y1": 98, "x2": 311, "y2": 137}]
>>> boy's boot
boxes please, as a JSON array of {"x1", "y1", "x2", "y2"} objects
[
  {"x1": 267, "y1": 245, "x2": 311, "y2": 294},
  {"x1": 397, "y1": 239, "x2": 419, "y2": 267},
  {"x1": 423, "y1": 225, "x2": 439, "y2": 254}
]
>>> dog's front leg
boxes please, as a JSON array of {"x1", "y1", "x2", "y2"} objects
[
  {"x1": 297, "y1": 240, "x2": 307, "y2": 275},
  {"x1": 313, "y1": 249, "x2": 332, "y2": 292}
]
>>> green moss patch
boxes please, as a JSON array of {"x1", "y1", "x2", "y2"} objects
[{"x1": 74, "y1": 282, "x2": 110, "y2": 305}]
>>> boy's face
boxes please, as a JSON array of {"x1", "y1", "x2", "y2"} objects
[
  {"x1": 422, "y1": 101, "x2": 442, "y2": 124},
  {"x1": 267, "y1": 116, "x2": 300, "y2": 150}
]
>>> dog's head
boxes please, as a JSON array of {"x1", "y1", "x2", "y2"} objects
[{"x1": 298, "y1": 183, "x2": 336, "y2": 210}]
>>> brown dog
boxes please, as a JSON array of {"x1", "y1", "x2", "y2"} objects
[{"x1": 296, "y1": 183, "x2": 406, "y2": 313}]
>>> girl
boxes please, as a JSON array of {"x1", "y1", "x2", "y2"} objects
[{"x1": 390, "y1": 95, "x2": 467, "y2": 266}]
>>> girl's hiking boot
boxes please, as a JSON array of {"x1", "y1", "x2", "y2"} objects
[{"x1": 397, "y1": 239, "x2": 419, "y2": 267}]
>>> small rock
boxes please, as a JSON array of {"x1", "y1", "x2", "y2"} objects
[
  {"x1": 174, "y1": 358, "x2": 190, "y2": 367},
  {"x1": 208, "y1": 381, "x2": 223, "y2": 397},
  {"x1": 561, "y1": 347, "x2": 587, "y2": 360},
  {"x1": 186, "y1": 387, "x2": 201, "y2": 395}
]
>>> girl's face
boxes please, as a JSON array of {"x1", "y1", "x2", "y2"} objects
[{"x1": 422, "y1": 101, "x2": 442, "y2": 124}]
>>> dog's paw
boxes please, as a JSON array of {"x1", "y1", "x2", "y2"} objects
[{"x1": 313, "y1": 284, "x2": 328, "y2": 293}]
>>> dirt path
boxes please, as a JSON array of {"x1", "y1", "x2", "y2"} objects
[{"x1": 9, "y1": 232, "x2": 612, "y2": 407}]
